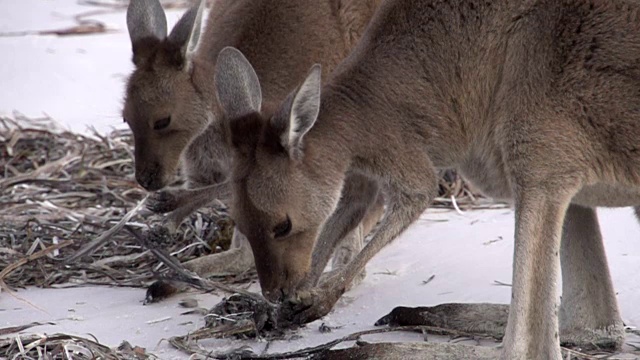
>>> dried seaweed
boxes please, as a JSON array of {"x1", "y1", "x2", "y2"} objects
[
  {"x1": 0, "y1": 333, "x2": 154, "y2": 360},
  {"x1": 0, "y1": 115, "x2": 235, "y2": 290}
]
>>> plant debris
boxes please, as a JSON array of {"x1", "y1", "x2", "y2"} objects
[
  {"x1": 0, "y1": 115, "x2": 236, "y2": 291},
  {"x1": 0, "y1": 333, "x2": 155, "y2": 360},
  {"x1": 124, "y1": 225, "x2": 281, "y2": 338},
  {"x1": 205, "y1": 293, "x2": 281, "y2": 339}
]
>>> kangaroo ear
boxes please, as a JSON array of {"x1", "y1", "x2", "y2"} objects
[
  {"x1": 275, "y1": 64, "x2": 322, "y2": 160},
  {"x1": 126, "y1": 0, "x2": 168, "y2": 45},
  {"x1": 214, "y1": 47, "x2": 263, "y2": 119},
  {"x1": 168, "y1": 0, "x2": 205, "y2": 72}
]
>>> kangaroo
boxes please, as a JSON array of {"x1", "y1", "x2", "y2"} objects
[
  {"x1": 213, "y1": 0, "x2": 640, "y2": 358},
  {"x1": 122, "y1": 0, "x2": 384, "y2": 282}
]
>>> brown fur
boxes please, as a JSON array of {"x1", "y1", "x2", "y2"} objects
[
  {"x1": 217, "y1": 0, "x2": 640, "y2": 358},
  {"x1": 122, "y1": 0, "x2": 384, "y2": 281}
]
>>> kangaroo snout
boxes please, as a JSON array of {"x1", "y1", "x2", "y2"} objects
[
  {"x1": 258, "y1": 269, "x2": 307, "y2": 303},
  {"x1": 262, "y1": 280, "x2": 306, "y2": 304},
  {"x1": 135, "y1": 163, "x2": 164, "y2": 191},
  {"x1": 253, "y1": 249, "x2": 312, "y2": 304}
]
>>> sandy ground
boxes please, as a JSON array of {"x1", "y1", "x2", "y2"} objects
[
  {"x1": 2, "y1": 1, "x2": 640, "y2": 359},
  {"x1": 4, "y1": 207, "x2": 640, "y2": 358}
]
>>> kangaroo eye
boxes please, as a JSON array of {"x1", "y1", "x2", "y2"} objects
[
  {"x1": 273, "y1": 216, "x2": 292, "y2": 239},
  {"x1": 153, "y1": 116, "x2": 171, "y2": 130}
]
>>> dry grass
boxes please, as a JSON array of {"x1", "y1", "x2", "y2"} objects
[{"x1": 0, "y1": 115, "x2": 235, "y2": 292}]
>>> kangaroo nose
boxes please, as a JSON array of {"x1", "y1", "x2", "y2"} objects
[
  {"x1": 135, "y1": 163, "x2": 163, "y2": 191},
  {"x1": 136, "y1": 172, "x2": 154, "y2": 190},
  {"x1": 263, "y1": 288, "x2": 285, "y2": 303}
]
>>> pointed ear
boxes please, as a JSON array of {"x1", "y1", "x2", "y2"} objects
[
  {"x1": 168, "y1": 0, "x2": 205, "y2": 72},
  {"x1": 126, "y1": 0, "x2": 168, "y2": 45},
  {"x1": 214, "y1": 47, "x2": 263, "y2": 119},
  {"x1": 277, "y1": 64, "x2": 322, "y2": 160}
]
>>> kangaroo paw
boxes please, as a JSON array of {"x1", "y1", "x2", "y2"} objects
[
  {"x1": 279, "y1": 282, "x2": 346, "y2": 326},
  {"x1": 375, "y1": 303, "x2": 509, "y2": 339}
]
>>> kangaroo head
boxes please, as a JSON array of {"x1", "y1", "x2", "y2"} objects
[
  {"x1": 214, "y1": 47, "x2": 345, "y2": 302},
  {"x1": 122, "y1": 0, "x2": 209, "y2": 191}
]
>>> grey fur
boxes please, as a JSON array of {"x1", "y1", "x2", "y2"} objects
[
  {"x1": 126, "y1": 0, "x2": 167, "y2": 44},
  {"x1": 168, "y1": 0, "x2": 205, "y2": 69},
  {"x1": 214, "y1": 47, "x2": 262, "y2": 118}
]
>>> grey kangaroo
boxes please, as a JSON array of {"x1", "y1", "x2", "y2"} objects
[
  {"x1": 122, "y1": 0, "x2": 384, "y2": 283},
  {"x1": 213, "y1": 0, "x2": 640, "y2": 358}
]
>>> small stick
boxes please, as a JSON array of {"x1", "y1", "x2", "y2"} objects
[
  {"x1": 450, "y1": 195, "x2": 465, "y2": 216},
  {"x1": 0, "y1": 240, "x2": 73, "y2": 282},
  {"x1": 146, "y1": 316, "x2": 172, "y2": 325},
  {"x1": 64, "y1": 195, "x2": 149, "y2": 263}
]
